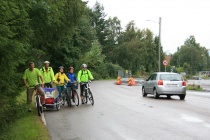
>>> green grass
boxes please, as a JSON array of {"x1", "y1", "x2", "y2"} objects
[
  {"x1": 1, "y1": 92, "x2": 50, "y2": 140},
  {"x1": 186, "y1": 84, "x2": 203, "y2": 91}
]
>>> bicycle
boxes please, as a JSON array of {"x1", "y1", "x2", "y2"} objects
[
  {"x1": 61, "y1": 84, "x2": 71, "y2": 107},
  {"x1": 35, "y1": 89, "x2": 43, "y2": 116},
  {"x1": 68, "y1": 82, "x2": 79, "y2": 107},
  {"x1": 81, "y1": 80, "x2": 94, "y2": 105},
  {"x1": 62, "y1": 82, "x2": 79, "y2": 107}
]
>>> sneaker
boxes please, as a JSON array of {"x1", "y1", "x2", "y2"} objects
[{"x1": 28, "y1": 108, "x2": 32, "y2": 112}]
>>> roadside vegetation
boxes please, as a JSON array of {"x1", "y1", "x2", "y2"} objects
[
  {"x1": 0, "y1": 92, "x2": 50, "y2": 140},
  {"x1": 186, "y1": 84, "x2": 203, "y2": 91},
  {"x1": 1, "y1": 0, "x2": 210, "y2": 139}
]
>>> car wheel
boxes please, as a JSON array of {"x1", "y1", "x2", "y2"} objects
[
  {"x1": 142, "y1": 87, "x2": 147, "y2": 97},
  {"x1": 179, "y1": 95, "x2": 185, "y2": 100},
  {"x1": 154, "y1": 88, "x2": 159, "y2": 99}
]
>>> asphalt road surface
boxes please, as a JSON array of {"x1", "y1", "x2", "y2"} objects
[{"x1": 45, "y1": 80, "x2": 210, "y2": 140}]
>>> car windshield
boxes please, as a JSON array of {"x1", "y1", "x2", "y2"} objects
[{"x1": 160, "y1": 74, "x2": 182, "y2": 81}]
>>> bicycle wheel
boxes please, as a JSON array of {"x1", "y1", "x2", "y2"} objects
[
  {"x1": 88, "y1": 89, "x2": 94, "y2": 105},
  {"x1": 66, "y1": 95, "x2": 71, "y2": 107},
  {"x1": 56, "y1": 97, "x2": 60, "y2": 111},
  {"x1": 36, "y1": 96, "x2": 42, "y2": 116},
  {"x1": 72, "y1": 90, "x2": 79, "y2": 106}
]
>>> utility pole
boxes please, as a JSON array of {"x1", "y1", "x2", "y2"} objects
[
  {"x1": 158, "y1": 17, "x2": 161, "y2": 72},
  {"x1": 146, "y1": 17, "x2": 162, "y2": 72}
]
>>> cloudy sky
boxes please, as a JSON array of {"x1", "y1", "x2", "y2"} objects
[{"x1": 86, "y1": 0, "x2": 210, "y2": 54}]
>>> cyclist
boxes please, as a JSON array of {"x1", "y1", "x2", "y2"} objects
[
  {"x1": 54, "y1": 66, "x2": 70, "y2": 98},
  {"x1": 40, "y1": 61, "x2": 55, "y2": 88},
  {"x1": 77, "y1": 64, "x2": 94, "y2": 104},
  {"x1": 23, "y1": 62, "x2": 45, "y2": 112},
  {"x1": 66, "y1": 66, "x2": 78, "y2": 97}
]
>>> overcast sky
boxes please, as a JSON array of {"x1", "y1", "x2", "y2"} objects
[{"x1": 86, "y1": 0, "x2": 210, "y2": 54}]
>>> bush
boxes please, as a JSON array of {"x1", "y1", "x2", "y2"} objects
[
  {"x1": 105, "y1": 63, "x2": 123, "y2": 78},
  {"x1": 0, "y1": 95, "x2": 27, "y2": 133}
]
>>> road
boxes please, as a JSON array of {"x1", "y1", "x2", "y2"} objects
[{"x1": 45, "y1": 80, "x2": 210, "y2": 140}]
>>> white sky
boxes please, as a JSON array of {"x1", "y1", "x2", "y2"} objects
[{"x1": 86, "y1": 0, "x2": 210, "y2": 54}]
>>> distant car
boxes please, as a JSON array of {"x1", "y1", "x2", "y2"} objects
[{"x1": 142, "y1": 72, "x2": 186, "y2": 100}]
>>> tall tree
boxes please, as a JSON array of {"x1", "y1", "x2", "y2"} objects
[
  {"x1": 170, "y1": 36, "x2": 209, "y2": 74},
  {"x1": 90, "y1": 2, "x2": 108, "y2": 46}
]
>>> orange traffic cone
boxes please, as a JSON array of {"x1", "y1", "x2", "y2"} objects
[
  {"x1": 131, "y1": 78, "x2": 136, "y2": 86},
  {"x1": 128, "y1": 77, "x2": 136, "y2": 86},
  {"x1": 116, "y1": 76, "x2": 122, "y2": 85},
  {"x1": 128, "y1": 78, "x2": 132, "y2": 86}
]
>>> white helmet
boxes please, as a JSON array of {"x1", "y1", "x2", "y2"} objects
[
  {"x1": 44, "y1": 61, "x2": 50, "y2": 64},
  {"x1": 81, "y1": 63, "x2": 87, "y2": 68}
]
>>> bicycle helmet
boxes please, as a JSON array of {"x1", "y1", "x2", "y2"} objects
[
  {"x1": 44, "y1": 61, "x2": 50, "y2": 64},
  {"x1": 81, "y1": 63, "x2": 87, "y2": 68},
  {"x1": 59, "y1": 66, "x2": 64, "y2": 69},
  {"x1": 69, "y1": 66, "x2": 74, "y2": 70}
]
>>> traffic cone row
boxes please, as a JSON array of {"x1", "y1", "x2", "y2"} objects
[
  {"x1": 128, "y1": 77, "x2": 136, "y2": 86},
  {"x1": 116, "y1": 76, "x2": 122, "y2": 85}
]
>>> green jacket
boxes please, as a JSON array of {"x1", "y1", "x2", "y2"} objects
[
  {"x1": 77, "y1": 69, "x2": 93, "y2": 83},
  {"x1": 40, "y1": 67, "x2": 55, "y2": 83}
]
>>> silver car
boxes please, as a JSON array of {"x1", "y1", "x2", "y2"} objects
[{"x1": 142, "y1": 72, "x2": 186, "y2": 100}]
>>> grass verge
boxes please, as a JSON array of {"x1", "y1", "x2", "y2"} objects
[
  {"x1": 187, "y1": 84, "x2": 203, "y2": 91},
  {"x1": 1, "y1": 92, "x2": 50, "y2": 140}
]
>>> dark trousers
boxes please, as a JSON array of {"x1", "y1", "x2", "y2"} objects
[
  {"x1": 44, "y1": 83, "x2": 52, "y2": 88},
  {"x1": 80, "y1": 84, "x2": 86, "y2": 96}
]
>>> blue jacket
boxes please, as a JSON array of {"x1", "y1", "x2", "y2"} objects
[{"x1": 66, "y1": 72, "x2": 77, "y2": 87}]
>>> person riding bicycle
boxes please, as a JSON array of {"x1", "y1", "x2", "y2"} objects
[
  {"x1": 54, "y1": 66, "x2": 70, "y2": 98},
  {"x1": 66, "y1": 66, "x2": 78, "y2": 97},
  {"x1": 23, "y1": 62, "x2": 45, "y2": 112},
  {"x1": 77, "y1": 64, "x2": 94, "y2": 104},
  {"x1": 40, "y1": 61, "x2": 55, "y2": 88}
]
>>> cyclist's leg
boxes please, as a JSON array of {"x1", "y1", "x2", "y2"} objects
[
  {"x1": 57, "y1": 86, "x2": 63, "y2": 98},
  {"x1": 36, "y1": 85, "x2": 45, "y2": 105},
  {"x1": 80, "y1": 84, "x2": 86, "y2": 104},
  {"x1": 60, "y1": 86, "x2": 64, "y2": 96},
  {"x1": 80, "y1": 84, "x2": 84, "y2": 97},
  {"x1": 66, "y1": 86, "x2": 71, "y2": 97},
  {"x1": 27, "y1": 87, "x2": 35, "y2": 112}
]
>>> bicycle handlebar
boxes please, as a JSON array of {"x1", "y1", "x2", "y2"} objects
[{"x1": 80, "y1": 80, "x2": 92, "y2": 84}]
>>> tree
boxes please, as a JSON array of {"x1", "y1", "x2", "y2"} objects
[
  {"x1": 90, "y1": 2, "x2": 108, "y2": 46},
  {"x1": 76, "y1": 40, "x2": 107, "y2": 79},
  {"x1": 170, "y1": 36, "x2": 209, "y2": 74},
  {"x1": 0, "y1": 0, "x2": 32, "y2": 131}
]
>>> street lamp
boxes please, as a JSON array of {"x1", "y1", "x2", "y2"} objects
[{"x1": 146, "y1": 17, "x2": 162, "y2": 72}]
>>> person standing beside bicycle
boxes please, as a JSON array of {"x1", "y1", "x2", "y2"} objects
[
  {"x1": 23, "y1": 62, "x2": 45, "y2": 112},
  {"x1": 54, "y1": 66, "x2": 70, "y2": 98},
  {"x1": 40, "y1": 61, "x2": 55, "y2": 88},
  {"x1": 66, "y1": 66, "x2": 78, "y2": 97},
  {"x1": 77, "y1": 64, "x2": 94, "y2": 104}
]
